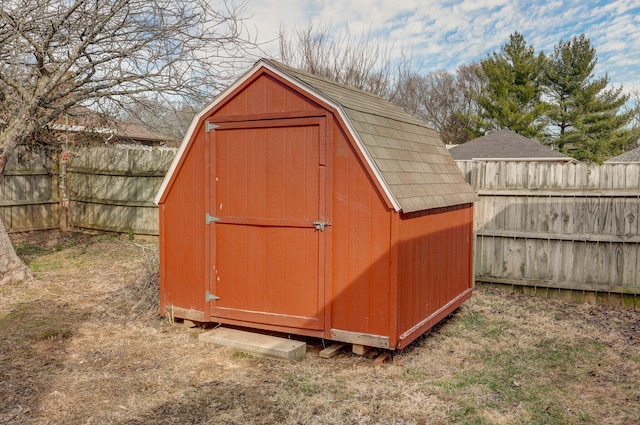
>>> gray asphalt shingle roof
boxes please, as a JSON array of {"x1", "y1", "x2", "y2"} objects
[
  {"x1": 263, "y1": 59, "x2": 477, "y2": 212},
  {"x1": 449, "y1": 129, "x2": 571, "y2": 161},
  {"x1": 605, "y1": 146, "x2": 640, "y2": 163}
]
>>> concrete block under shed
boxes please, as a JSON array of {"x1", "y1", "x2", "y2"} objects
[{"x1": 199, "y1": 327, "x2": 306, "y2": 361}]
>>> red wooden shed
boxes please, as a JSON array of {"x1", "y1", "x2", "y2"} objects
[{"x1": 154, "y1": 59, "x2": 477, "y2": 350}]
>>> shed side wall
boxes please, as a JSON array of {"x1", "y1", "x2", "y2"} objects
[
  {"x1": 159, "y1": 128, "x2": 207, "y2": 320},
  {"x1": 331, "y1": 123, "x2": 394, "y2": 338},
  {"x1": 396, "y1": 204, "x2": 474, "y2": 348}
]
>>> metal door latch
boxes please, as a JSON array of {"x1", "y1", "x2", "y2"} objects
[
  {"x1": 205, "y1": 213, "x2": 219, "y2": 224},
  {"x1": 205, "y1": 291, "x2": 219, "y2": 302},
  {"x1": 313, "y1": 221, "x2": 330, "y2": 231}
]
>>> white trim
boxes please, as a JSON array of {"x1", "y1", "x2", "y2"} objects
[
  {"x1": 154, "y1": 59, "x2": 401, "y2": 211},
  {"x1": 48, "y1": 123, "x2": 115, "y2": 135}
]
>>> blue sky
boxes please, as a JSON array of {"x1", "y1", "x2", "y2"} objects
[{"x1": 244, "y1": 0, "x2": 640, "y2": 92}]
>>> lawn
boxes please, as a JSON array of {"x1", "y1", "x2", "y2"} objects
[{"x1": 1, "y1": 231, "x2": 638, "y2": 424}]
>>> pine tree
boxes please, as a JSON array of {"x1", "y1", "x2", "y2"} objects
[
  {"x1": 543, "y1": 34, "x2": 638, "y2": 163},
  {"x1": 474, "y1": 32, "x2": 547, "y2": 138}
]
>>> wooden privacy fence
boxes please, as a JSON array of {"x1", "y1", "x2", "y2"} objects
[
  {"x1": 66, "y1": 145, "x2": 176, "y2": 235},
  {"x1": 0, "y1": 144, "x2": 60, "y2": 232},
  {"x1": 4, "y1": 147, "x2": 640, "y2": 306},
  {"x1": 0, "y1": 144, "x2": 176, "y2": 236},
  {"x1": 457, "y1": 160, "x2": 640, "y2": 306}
]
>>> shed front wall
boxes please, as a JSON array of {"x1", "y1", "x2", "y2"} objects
[
  {"x1": 395, "y1": 204, "x2": 474, "y2": 349},
  {"x1": 204, "y1": 71, "x2": 397, "y2": 345},
  {"x1": 199, "y1": 72, "x2": 331, "y2": 337},
  {"x1": 159, "y1": 127, "x2": 207, "y2": 322}
]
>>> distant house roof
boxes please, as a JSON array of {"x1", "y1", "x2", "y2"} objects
[
  {"x1": 47, "y1": 106, "x2": 178, "y2": 146},
  {"x1": 156, "y1": 58, "x2": 477, "y2": 212},
  {"x1": 605, "y1": 146, "x2": 640, "y2": 163},
  {"x1": 449, "y1": 129, "x2": 573, "y2": 161}
]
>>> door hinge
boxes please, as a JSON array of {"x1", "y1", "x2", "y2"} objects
[
  {"x1": 205, "y1": 122, "x2": 219, "y2": 133},
  {"x1": 313, "y1": 221, "x2": 330, "y2": 231},
  {"x1": 205, "y1": 213, "x2": 219, "y2": 224},
  {"x1": 206, "y1": 291, "x2": 219, "y2": 302}
]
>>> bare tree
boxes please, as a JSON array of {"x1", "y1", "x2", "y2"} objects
[
  {"x1": 278, "y1": 24, "x2": 487, "y2": 145},
  {"x1": 118, "y1": 97, "x2": 200, "y2": 142},
  {"x1": 278, "y1": 22, "x2": 395, "y2": 98},
  {"x1": 416, "y1": 70, "x2": 461, "y2": 142},
  {"x1": 385, "y1": 54, "x2": 421, "y2": 115},
  {"x1": 456, "y1": 62, "x2": 487, "y2": 137},
  {"x1": 400, "y1": 63, "x2": 485, "y2": 145},
  {"x1": 621, "y1": 88, "x2": 640, "y2": 152},
  {"x1": 0, "y1": 0, "x2": 257, "y2": 284},
  {"x1": 628, "y1": 89, "x2": 640, "y2": 133}
]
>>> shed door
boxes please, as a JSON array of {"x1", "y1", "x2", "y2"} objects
[{"x1": 207, "y1": 118, "x2": 327, "y2": 331}]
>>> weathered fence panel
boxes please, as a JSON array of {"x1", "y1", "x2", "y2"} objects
[
  {"x1": 0, "y1": 144, "x2": 176, "y2": 236},
  {"x1": 0, "y1": 145, "x2": 60, "y2": 232},
  {"x1": 458, "y1": 160, "x2": 640, "y2": 301},
  {"x1": 67, "y1": 145, "x2": 176, "y2": 235}
]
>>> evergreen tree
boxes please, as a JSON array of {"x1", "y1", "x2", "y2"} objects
[
  {"x1": 474, "y1": 32, "x2": 547, "y2": 138},
  {"x1": 543, "y1": 34, "x2": 638, "y2": 163}
]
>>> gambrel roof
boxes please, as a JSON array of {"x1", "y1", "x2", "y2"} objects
[{"x1": 156, "y1": 58, "x2": 477, "y2": 212}]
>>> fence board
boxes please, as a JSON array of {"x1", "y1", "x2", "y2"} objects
[
  {"x1": 66, "y1": 145, "x2": 175, "y2": 235},
  {"x1": 620, "y1": 244, "x2": 639, "y2": 288},
  {"x1": 0, "y1": 144, "x2": 176, "y2": 235},
  {"x1": 0, "y1": 145, "x2": 58, "y2": 232},
  {"x1": 460, "y1": 160, "x2": 640, "y2": 296}
]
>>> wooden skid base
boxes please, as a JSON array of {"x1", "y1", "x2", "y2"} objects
[{"x1": 319, "y1": 343, "x2": 347, "y2": 359}]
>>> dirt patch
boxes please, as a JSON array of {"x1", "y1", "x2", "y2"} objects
[{"x1": 1, "y1": 230, "x2": 639, "y2": 424}]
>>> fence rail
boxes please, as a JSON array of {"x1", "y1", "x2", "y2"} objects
[
  {"x1": 457, "y1": 160, "x2": 640, "y2": 304},
  {"x1": 0, "y1": 144, "x2": 60, "y2": 232},
  {"x1": 0, "y1": 144, "x2": 176, "y2": 236},
  {"x1": 66, "y1": 145, "x2": 175, "y2": 235}
]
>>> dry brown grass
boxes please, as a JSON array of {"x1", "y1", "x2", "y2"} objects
[{"x1": 1, "y1": 230, "x2": 639, "y2": 424}]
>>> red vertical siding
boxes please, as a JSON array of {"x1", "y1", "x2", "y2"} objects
[
  {"x1": 215, "y1": 73, "x2": 320, "y2": 117},
  {"x1": 331, "y1": 124, "x2": 393, "y2": 338},
  {"x1": 395, "y1": 204, "x2": 474, "y2": 348},
  {"x1": 159, "y1": 128, "x2": 207, "y2": 321}
]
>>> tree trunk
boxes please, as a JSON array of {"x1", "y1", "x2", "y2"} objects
[
  {"x1": 0, "y1": 110, "x2": 38, "y2": 285},
  {"x1": 0, "y1": 216, "x2": 33, "y2": 285}
]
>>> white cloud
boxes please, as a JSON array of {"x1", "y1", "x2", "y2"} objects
[{"x1": 243, "y1": 0, "x2": 640, "y2": 91}]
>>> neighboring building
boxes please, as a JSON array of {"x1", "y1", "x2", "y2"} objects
[
  {"x1": 605, "y1": 146, "x2": 640, "y2": 164},
  {"x1": 450, "y1": 129, "x2": 575, "y2": 162},
  {"x1": 47, "y1": 106, "x2": 179, "y2": 146}
]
